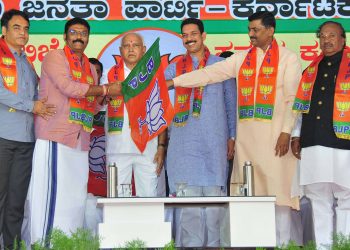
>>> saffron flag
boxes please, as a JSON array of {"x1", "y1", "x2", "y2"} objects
[{"x1": 122, "y1": 38, "x2": 174, "y2": 152}]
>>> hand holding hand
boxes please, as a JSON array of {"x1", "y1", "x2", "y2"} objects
[{"x1": 107, "y1": 81, "x2": 122, "y2": 97}]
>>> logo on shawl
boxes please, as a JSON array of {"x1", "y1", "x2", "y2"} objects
[
  {"x1": 306, "y1": 67, "x2": 315, "y2": 76},
  {"x1": 259, "y1": 85, "x2": 273, "y2": 100},
  {"x1": 87, "y1": 76, "x2": 94, "y2": 84},
  {"x1": 302, "y1": 82, "x2": 312, "y2": 96},
  {"x1": 2, "y1": 57, "x2": 12, "y2": 67},
  {"x1": 262, "y1": 66, "x2": 273, "y2": 78},
  {"x1": 110, "y1": 99, "x2": 122, "y2": 111},
  {"x1": 3, "y1": 76, "x2": 15, "y2": 86},
  {"x1": 340, "y1": 82, "x2": 350, "y2": 94},
  {"x1": 72, "y1": 70, "x2": 82, "y2": 79},
  {"x1": 241, "y1": 87, "x2": 253, "y2": 102},
  {"x1": 336, "y1": 101, "x2": 350, "y2": 117},
  {"x1": 138, "y1": 80, "x2": 166, "y2": 136},
  {"x1": 242, "y1": 68, "x2": 253, "y2": 80}
]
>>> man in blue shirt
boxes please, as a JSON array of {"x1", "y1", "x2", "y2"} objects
[
  {"x1": 0, "y1": 9, "x2": 55, "y2": 249},
  {"x1": 165, "y1": 18, "x2": 236, "y2": 247}
]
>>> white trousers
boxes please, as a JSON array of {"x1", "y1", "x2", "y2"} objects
[
  {"x1": 177, "y1": 186, "x2": 223, "y2": 247},
  {"x1": 304, "y1": 182, "x2": 350, "y2": 249},
  {"x1": 107, "y1": 153, "x2": 158, "y2": 197},
  {"x1": 275, "y1": 205, "x2": 303, "y2": 246},
  {"x1": 22, "y1": 139, "x2": 88, "y2": 245}
]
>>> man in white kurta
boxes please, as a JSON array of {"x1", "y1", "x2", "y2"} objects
[
  {"x1": 169, "y1": 11, "x2": 302, "y2": 245},
  {"x1": 104, "y1": 33, "x2": 166, "y2": 197},
  {"x1": 291, "y1": 21, "x2": 350, "y2": 249}
]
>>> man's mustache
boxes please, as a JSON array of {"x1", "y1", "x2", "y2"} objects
[
  {"x1": 250, "y1": 36, "x2": 257, "y2": 40},
  {"x1": 73, "y1": 39, "x2": 84, "y2": 44},
  {"x1": 185, "y1": 40, "x2": 196, "y2": 45}
]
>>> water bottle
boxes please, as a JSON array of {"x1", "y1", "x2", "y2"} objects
[
  {"x1": 107, "y1": 162, "x2": 118, "y2": 198},
  {"x1": 243, "y1": 161, "x2": 254, "y2": 196}
]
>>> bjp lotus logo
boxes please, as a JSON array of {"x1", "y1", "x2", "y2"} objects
[
  {"x1": 2, "y1": 57, "x2": 12, "y2": 67},
  {"x1": 87, "y1": 96, "x2": 94, "y2": 102},
  {"x1": 336, "y1": 101, "x2": 350, "y2": 117},
  {"x1": 4, "y1": 76, "x2": 15, "y2": 87},
  {"x1": 178, "y1": 94, "x2": 188, "y2": 108},
  {"x1": 72, "y1": 70, "x2": 82, "y2": 79},
  {"x1": 242, "y1": 68, "x2": 253, "y2": 80},
  {"x1": 138, "y1": 80, "x2": 166, "y2": 136},
  {"x1": 262, "y1": 67, "x2": 273, "y2": 78},
  {"x1": 340, "y1": 82, "x2": 350, "y2": 94},
  {"x1": 86, "y1": 76, "x2": 94, "y2": 85},
  {"x1": 260, "y1": 84, "x2": 273, "y2": 100},
  {"x1": 110, "y1": 99, "x2": 122, "y2": 112},
  {"x1": 307, "y1": 67, "x2": 315, "y2": 76},
  {"x1": 302, "y1": 82, "x2": 312, "y2": 96},
  {"x1": 241, "y1": 87, "x2": 253, "y2": 102}
]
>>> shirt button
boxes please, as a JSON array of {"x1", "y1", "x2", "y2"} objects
[
  {"x1": 316, "y1": 116, "x2": 321, "y2": 120},
  {"x1": 321, "y1": 86, "x2": 326, "y2": 91},
  {"x1": 318, "y1": 101, "x2": 323, "y2": 105},
  {"x1": 324, "y1": 73, "x2": 328, "y2": 77},
  {"x1": 327, "y1": 62, "x2": 332, "y2": 66}
]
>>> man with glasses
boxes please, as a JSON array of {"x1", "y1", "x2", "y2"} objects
[
  {"x1": 167, "y1": 11, "x2": 302, "y2": 246},
  {"x1": 104, "y1": 32, "x2": 167, "y2": 197},
  {"x1": 0, "y1": 9, "x2": 55, "y2": 249},
  {"x1": 22, "y1": 17, "x2": 121, "y2": 245}
]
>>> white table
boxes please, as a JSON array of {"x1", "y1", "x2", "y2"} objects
[{"x1": 97, "y1": 196, "x2": 276, "y2": 248}]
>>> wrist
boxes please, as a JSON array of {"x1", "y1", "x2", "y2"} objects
[
  {"x1": 102, "y1": 85, "x2": 107, "y2": 96},
  {"x1": 157, "y1": 143, "x2": 167, "y2": 149}
]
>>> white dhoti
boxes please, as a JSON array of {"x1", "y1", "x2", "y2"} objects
[
  {"x1": 300, "y1": 146, "x2": 350, "y2": 249},
  {"x1": 22, "y1": 139, "x2": 88, "y2": 245}
]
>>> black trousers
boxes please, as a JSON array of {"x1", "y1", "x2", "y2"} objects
[{"x1": 0, "y1": 137, "x2": 34, "y2": 249}]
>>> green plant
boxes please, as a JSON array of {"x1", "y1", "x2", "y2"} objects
[
  {"x1": 162, "y1": 240, "x2": 176, "y2": 250},
  {"x1": 28, "y1": 228, "x2": 99, "y2": 250},
  {"x1": 332, "y1": 233, "x2": 350, "y2": 250},
  {"x1": 123, "y1": 238, "x2": 146, "y2": 250}
]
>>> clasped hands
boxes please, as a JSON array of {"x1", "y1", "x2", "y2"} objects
[{"x1": 105, "y1": 81, "x2": 122, "y2": 97}]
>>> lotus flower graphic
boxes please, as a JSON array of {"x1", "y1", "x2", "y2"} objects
[
  {"x1": 138, "y1": 79, "x2": 166, "y2": 135},
  {"x1": 89, "y1": 134, "x2": 106, "y2": 180}
]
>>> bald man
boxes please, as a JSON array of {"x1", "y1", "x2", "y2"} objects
[{"x1": 104, "y1": 33, "x2": 167, "y2": 197}]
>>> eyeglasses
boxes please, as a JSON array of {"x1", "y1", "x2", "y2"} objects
[{"x1": 68, "y1": 29, "x2": 89, "y2": 37}]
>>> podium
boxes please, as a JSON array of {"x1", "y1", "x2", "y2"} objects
[{"x1": 97, "y1": 196, "x2": 276, "y2": 248}]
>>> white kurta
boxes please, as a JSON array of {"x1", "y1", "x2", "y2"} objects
[{"x1": 173, "y1": 44, "x2": 302, "y2": 209}]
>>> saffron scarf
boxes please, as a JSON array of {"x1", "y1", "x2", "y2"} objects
[
  {"x1": 293, "y1": 47, "x2": 350, "y2": 140},
  {"x1": 65, "y1": 45, "x2": 96, "y2": 132},
  {"x1": 173, "y1": 46, "x2": 210, "y2": 126},
  {"x1": 238, "y1": 39, "x2": 279, "y2": 120},
  {"x1": 107, "y1": 59, "x2": 125, "y2": 133}
]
